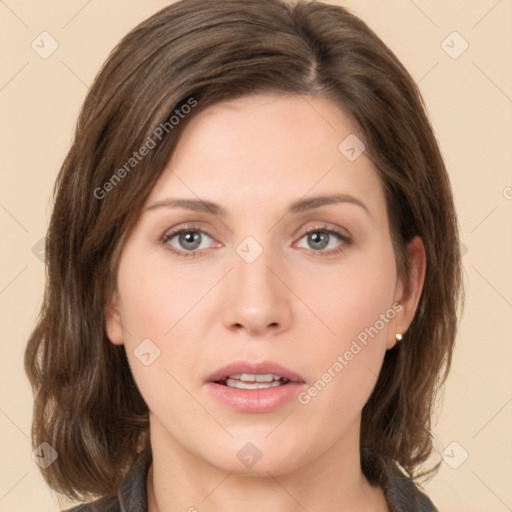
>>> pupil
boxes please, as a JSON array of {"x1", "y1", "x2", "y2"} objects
[
  {"x1": 309, "y1": 232, "x2": 328, "y2": 249},
  {"x1": 180, "y1": 231, "x2": 200, "y2": 250}
]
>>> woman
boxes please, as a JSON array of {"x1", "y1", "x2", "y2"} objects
[{"x1": 24, "y1": 1, "x2": 463, "y2": 511}]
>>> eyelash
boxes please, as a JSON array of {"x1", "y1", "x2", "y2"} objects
[{"x1": 160, "y1": 224, "x2": 351, "y2": 259}]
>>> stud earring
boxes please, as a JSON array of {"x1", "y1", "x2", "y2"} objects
[{"x1": 395, "y1": 333, "x2": 403, "y2": 342}]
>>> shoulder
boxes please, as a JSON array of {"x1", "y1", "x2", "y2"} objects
[
  {"x1": 61, "y1": 446, "x2": 152, "y2": 512},
  {"x1": 384, "y1": 474, "x2": 438, "y2": 512},
  {"x1": 362, "y1": 450, "x2": 438, "y2": 512}
]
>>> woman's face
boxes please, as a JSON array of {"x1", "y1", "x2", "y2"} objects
[{"x1": 106, "y1": 93, "x2": 421, "y2": 475}]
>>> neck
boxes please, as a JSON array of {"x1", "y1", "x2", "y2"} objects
[{"x1": 146, "y1": 415, "x2": 389, "y2": 512}]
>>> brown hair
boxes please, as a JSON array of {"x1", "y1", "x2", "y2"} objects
[{"x1": 25, "y1": 0, "x2": 463, "y2": 501}]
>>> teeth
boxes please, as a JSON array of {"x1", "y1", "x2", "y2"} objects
[
  {"x1": 225, "y1": 378, "x2": 284, "y2": 390},
  {"x1": 227, "y1": 373, "x2": 282, "y2": 382}
]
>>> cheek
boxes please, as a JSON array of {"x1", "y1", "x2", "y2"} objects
[
  {"x1": 296, "y1": 243, "x2": 397, "y2": 412},
  {"x1": 116, "y1": 249, "x2": 208, "y2": 340},
  {"x1": 114, "y1": 250, "x2": 211, "y2": 414},
  {"x1": 302, "y1": 236, "x2": 397, "y2": 343}
]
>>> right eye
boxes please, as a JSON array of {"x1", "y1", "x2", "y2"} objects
[{"x1": 161, "y1": 226, "x2": 217, "y2": 258}]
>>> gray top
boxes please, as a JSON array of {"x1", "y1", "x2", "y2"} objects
[{"x1": 63, "y1": 447, "x2": 438, "y2": 512}]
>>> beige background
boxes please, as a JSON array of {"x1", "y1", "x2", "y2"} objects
[{"x1": 1, "y1": 1, "x2": 511, "y2": 511}]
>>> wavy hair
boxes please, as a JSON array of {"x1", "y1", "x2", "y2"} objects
[{"x1": 24, "y1": 0, "x2": 463, "y2": 501}]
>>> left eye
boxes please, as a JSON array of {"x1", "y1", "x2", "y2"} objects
[{"x1": 295, "y1": 228, "x2": 347, "y2": 252}]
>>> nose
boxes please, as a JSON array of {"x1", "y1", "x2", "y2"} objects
[{"x1": 221, "y1": 244, "x2": 292, "y2": 336}]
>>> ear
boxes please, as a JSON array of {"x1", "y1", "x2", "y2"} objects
[
  {"x1": 104, "y1": 289, "x2": 125, "y2": 346},
  {"x1": 387, "y1": 236, "x2": 426, "y2": 349}
]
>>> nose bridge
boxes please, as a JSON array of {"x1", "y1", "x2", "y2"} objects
[
  {"x1": 221, "y1": 233, "x2": 292, "y2": 334},
  {"x1": 236, "y1": 237, "x2": 276, "y2": 295}
]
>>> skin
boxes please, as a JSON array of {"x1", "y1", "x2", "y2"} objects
[{"x1": 105, "y1": 93, "x2": 426, "y2": 512}]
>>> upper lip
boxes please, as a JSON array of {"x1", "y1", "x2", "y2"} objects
[{"x1": 206, "y1": 360, "x2": 306, "y2": 384}]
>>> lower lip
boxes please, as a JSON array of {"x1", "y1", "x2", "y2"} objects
[{"x1": 206, "y1": 381, "x2": 306, "y2": 413}]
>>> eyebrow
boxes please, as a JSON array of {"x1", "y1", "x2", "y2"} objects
[{"x1": 145, "y1": 193, "x2": 370, "y2": 217}]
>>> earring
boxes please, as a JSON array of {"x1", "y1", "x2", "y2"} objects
[{"x1": 395, "y1": 333, "x2": 403, "y2": 342}]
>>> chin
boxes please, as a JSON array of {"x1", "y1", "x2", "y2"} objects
[
  {"x1": 210, "y1": 452, "x2": 301, "y2": 477},
  {"x1": 194, "y1": 435, "x2": 308, "y2": 477}
]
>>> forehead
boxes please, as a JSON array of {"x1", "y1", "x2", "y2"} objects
[{"x1": 146, "y1": 93, "x2": 386, "y2": 221}]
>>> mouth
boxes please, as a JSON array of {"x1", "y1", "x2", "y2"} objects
[
  {"x1": 205, "y1": 360, "x2": 306, "y2": 413},
  {"x1": 206, "y1": 360, "x2": 305, "y2": 387}
]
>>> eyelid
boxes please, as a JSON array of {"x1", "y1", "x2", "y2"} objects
[
  {"x1": 161, "y1": 221, "x2": 218, "y2": 240},
  {"x1": 299, "y1": 225, "x2": 351, "y2": 242},
  {"x1": 297, "y1": 222, "x2": 352, "y2": 240}
]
